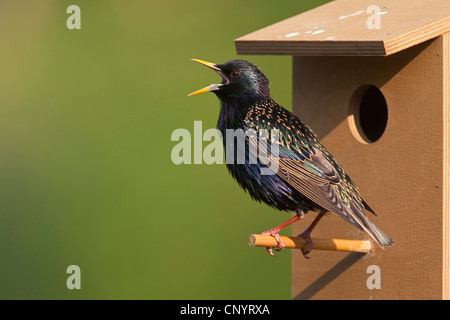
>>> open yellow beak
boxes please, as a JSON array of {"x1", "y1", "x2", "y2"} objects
[
  {"x1": 187, "y1": 83, "x2": 222, "y2": 96},
  {"x1": 190, "y1": 59, "x2": 220, "y2": 71},
  {"x1": 188, "y1": 59, "x2": 224, "y2": 96}
]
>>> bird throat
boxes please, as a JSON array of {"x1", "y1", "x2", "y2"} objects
[
  {"x1": 216, "y1": 90, "x2": 272, "y2": 132},
  {"x1": 216, "y1": 97, "x2": 258, "y2": 133}
]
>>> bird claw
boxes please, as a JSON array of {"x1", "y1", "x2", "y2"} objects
[
  {"x1": 298, "y1": 230, "x2": 314, "y2": 259},
  {"x1": 266, "y1": 247, "x2": 275, "y2": 257},
  {"x1": 258, "y1": 212, "x2": 306, "y2": 257},
  {"x1": 261, "y1": 230, "x2": 285, "y2": 257}
]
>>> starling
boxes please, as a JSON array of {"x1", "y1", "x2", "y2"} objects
[{"x1": 188, "y1": 58, "x2": 393, "y2": 257}]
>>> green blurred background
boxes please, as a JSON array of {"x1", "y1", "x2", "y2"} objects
[{"x1": 0, "y1": 0, "x2": 330, "y2": 299}]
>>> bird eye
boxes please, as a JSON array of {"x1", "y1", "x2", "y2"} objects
[{"x1": 231, "y1": 70, "x2": 241, "y2": 79}]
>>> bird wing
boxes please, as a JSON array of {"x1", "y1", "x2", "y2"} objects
[
  {"x1": 277, "y1": 159, "x2": 359, "y2": 222},
  {"x1": 248, "y1": 132, "x2": 360, "y2": 219},
  {"x1": 249, "y1": 127, "x2": 341, "y2": 185},
  {"x1": 244, "y1": 109, "x2": 371, "y2": 228}
]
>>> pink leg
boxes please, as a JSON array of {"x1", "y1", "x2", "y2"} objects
[
  {"x1": 298, "y1": 210, "x2": 326, "y2": 258},
  {"x1": 261, "y1": 210, "x2": 305, "y2": 256}
]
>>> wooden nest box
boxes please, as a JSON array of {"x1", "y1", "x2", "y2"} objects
[{"x1": 236, "y1": 0, "x2": 450, "y2": 299}]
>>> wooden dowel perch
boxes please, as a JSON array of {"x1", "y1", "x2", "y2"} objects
[{"x1": 249, "y1": 234, "x2": 373, "y2": 253}]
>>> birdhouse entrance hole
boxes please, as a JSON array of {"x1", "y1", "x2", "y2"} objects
[{"x1": 348, "y1": 85, "x2": 388, "y2": 144}]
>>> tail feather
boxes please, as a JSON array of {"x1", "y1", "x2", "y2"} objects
[
  {"x1": 359, "y1": 215, "x2": 394, "y2": 247},
  {"x1": 342, "y1": 199, "x2": 394, "y2": 247}
]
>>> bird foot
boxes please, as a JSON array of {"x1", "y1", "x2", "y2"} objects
[
  {"x1": 297, "y1": 230, "x2": 313, "y2": 259},
  {"x1": 258, "y1": 212, "x2": 305, "y2": 256},
  {"x1": 260, "y1": 230, "x2": 285, "y2": 257},
  {"x1": 296, "y1": 210, "x2": 326, "y2": 258}
]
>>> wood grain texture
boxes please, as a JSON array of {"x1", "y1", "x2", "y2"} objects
[
  {"x1": 290, "y1": 37, "x2": 447, "y2": 299},
  {"x1": 235, "y1": 0, "x2": 450, "y2": 56}
]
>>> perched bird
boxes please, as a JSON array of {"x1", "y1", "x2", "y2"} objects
[{"x1": 188, "y1": 58, "x2": 393, "y2": 257}]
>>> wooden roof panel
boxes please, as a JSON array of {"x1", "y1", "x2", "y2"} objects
[{"x1": 235, "y1": 0, "x2": 450, "y2": 56}]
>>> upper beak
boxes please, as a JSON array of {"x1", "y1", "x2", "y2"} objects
[
  {"x1": 190, "y1": 59, "x2": 221, "y2": 72},
  {"x1": 188, "y1": 59, "x2": 227, "y2": 96}
]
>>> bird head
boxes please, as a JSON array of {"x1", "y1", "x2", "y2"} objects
[{"x1": 188, "y1": 59, "x2": 270, "y2": 102}]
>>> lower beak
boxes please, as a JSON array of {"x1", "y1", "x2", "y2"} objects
[
  {"x1": 188, "y1": 59, "x2": 224, "y2": 96},
  {"x1": 188, "y1": 83, "x2": 222, "y2": 96}
]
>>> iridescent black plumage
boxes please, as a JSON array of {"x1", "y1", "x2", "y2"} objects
[{"x1": 189, "y1": 59, "x2": 393, "y2": 252}]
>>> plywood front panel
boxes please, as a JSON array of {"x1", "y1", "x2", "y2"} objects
[{"x1": 291, "y1": 37, "x2": 447, "y2": 299}]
